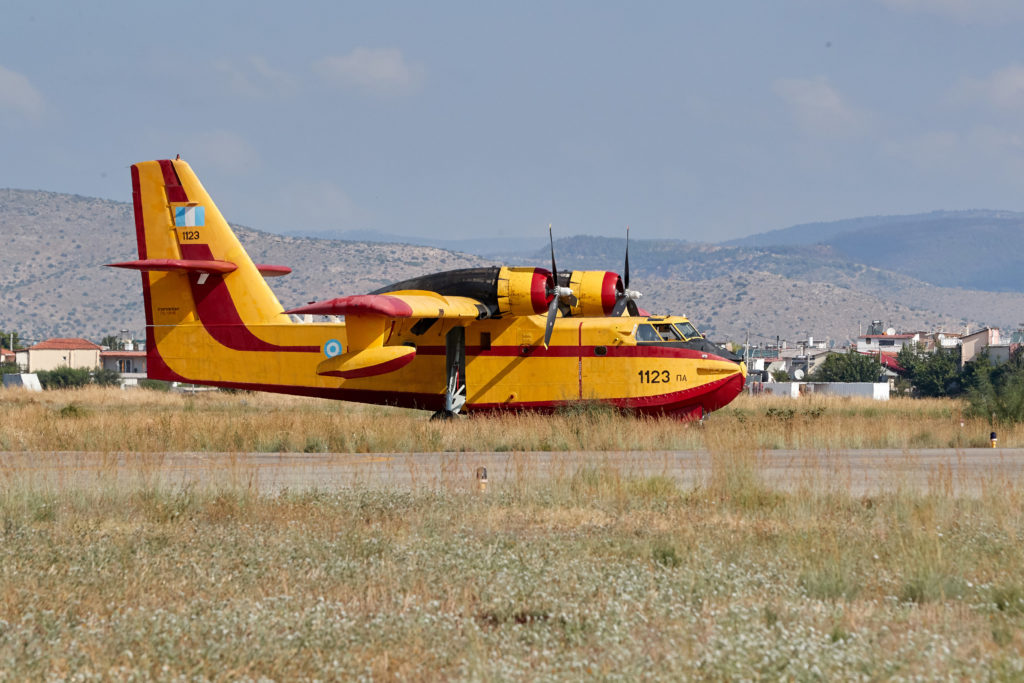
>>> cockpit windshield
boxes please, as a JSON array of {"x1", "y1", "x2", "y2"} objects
[
  {"x1": 675, "y1": 321, "x2": 701, "y2": 340},
  {"x1": 653, "y1": 324, "x2": 683, "y2": 341}
]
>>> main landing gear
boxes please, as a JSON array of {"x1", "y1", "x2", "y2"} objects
[{"x1": 431, "y1": 327, "x2": 466, "y2": 421}]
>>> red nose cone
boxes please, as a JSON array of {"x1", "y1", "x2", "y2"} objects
[
  {"x1": 602, "y1": 271, "x2": 621, "y2": 315},
  {"x1": 531, "y1": 268, "x2": 554, "y2": 314}
]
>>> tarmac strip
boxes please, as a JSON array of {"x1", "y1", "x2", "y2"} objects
[{"x1": 2, "y1": 448, "x2": 1024, "y2": 496}]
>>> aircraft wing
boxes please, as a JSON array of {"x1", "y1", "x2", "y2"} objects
[
  {"x1": 285, "y1": 290, "x2": 486, "y2": 320},
  {"x1": 284, "y1": 290, "x2": 486, "y2": 380}
]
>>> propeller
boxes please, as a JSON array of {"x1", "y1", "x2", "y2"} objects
[
  {"x1": 611, "y1": 226, "x2": 643, "y2": 316},
  {"x1": 544, "y1": 225, "x2": 577, "y2": 349}
]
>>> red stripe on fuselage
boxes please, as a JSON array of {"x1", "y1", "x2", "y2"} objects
[
  {"x1": 136, "y1": 342, "x2": 449, "y2": 410},
  {"x1": 319, "y1": 351, "x2": 416, "y2": 379},
  {"x1": 131, "y1": 357, "x2": 741, "y2": 417},
  {"x1": 178, "y1": 243, "x2": 318, "y2": 353},
  {"x1": 467, "y1": 372, "x2": 743, "y2": 418},
  {"x1": 411, "y1": 343, "x2": 732, "y2": 362},
  {"x1": 144, "y1": 337, "x2": 193, "y2": 383}
]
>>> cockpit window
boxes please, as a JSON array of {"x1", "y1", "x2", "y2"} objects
[
  {"x1": 675, "y1": 322, "x2": 701, "y2": 340},
  {"x1": 635, "y1": 324, "x2": 663, "y2": 342},
  {"x1": 654, "y1": 324, "x2": 683, "y2": 341}
]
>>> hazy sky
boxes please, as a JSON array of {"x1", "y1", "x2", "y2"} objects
[{"x1": 3, "y1": 1, "x2": 1024, "y2": 242}]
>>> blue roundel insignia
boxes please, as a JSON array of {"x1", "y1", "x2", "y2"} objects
[{"x1": 323, "y1": 339, "x2": 342, "y2": 358}]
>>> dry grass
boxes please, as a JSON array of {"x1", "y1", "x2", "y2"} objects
[
  {"x1": 0, "y1": 386, "x2": 1016, "y2": 453},
  {"x1": 0, "y1": 456, "x2": 1022, "y2": 678},
  {"x1": 2, "y1": 386, "x2": 1023, "y2": 677}
]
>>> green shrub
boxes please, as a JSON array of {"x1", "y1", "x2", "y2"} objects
[
  {"x1": 93, "y1": 368, "x2": 122, "y2": 386},
  {"x1": 964, "y1": 350, "x2": 1024, "y2": 423},
  {"x1": 810, "y1": 350, "x2": 883, "y2": 383},
  {"x1": 37, "y1": 366, "x2": 91, "y2": 389}
]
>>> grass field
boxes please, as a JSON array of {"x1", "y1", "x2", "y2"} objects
[
  {"x1": 0, "y1": 386, "x2": 1017, "y2": 453},
  {"x1": 1, "y1": 387, "x2": 1023, "y2": 678}
]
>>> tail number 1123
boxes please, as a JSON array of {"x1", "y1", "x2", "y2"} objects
[{"x1": 637, "y1": 369, "x2": 670, "y2": 384}]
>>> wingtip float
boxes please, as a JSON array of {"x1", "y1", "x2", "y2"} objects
[{"x1": 108, "y1": 158, "x2": 745, "y2": 420}]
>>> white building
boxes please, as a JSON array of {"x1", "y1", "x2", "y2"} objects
[
  {"x1": 100, "y1": 350, "x2": 148, "y2": 387},
  {"x1": 960, "y1": 328, "x2": 1000, "y2": 367},
  {"x1": 856, "y1": 331, "x2": 920, "y2": 354}
]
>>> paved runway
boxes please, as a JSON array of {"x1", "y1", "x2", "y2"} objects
[{"x1": 3, "y1": 448, "x2": 1024, "y2": 495}]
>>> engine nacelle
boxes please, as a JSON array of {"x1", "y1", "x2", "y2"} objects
[
  {"x1": 568, "y1": 270, "x2": 622, "y2": 317},
  {"x1": 496, "y1": 266, "x2": 553, "y2": 316}
]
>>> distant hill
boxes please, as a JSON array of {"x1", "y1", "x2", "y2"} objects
[
  {"x1": 1, "y1": 189, "x2": 1022, "y2": 344},
  {"x1": 280, "y1": 228, "x2": 540, "y2": 259},
  {"x1": 0, "y1": 189, "x2": 491, "y2": 342},
  {"x1": 724, "y1": 210, "x2": 1024, "y2": 292},
  {"x1": 512, "y1": 235, "x2": 1024, "y2": 339}
]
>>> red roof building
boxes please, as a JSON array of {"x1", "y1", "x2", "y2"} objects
[
  {"x1": 26, "y1": 338, "x2": 102, "y2": 373},
  {"x1": 857, "y1": 351, "x2": 905, "y2": 375},
  {"x1": 29, "y1": 337, "x2": 102, "y2": 351}
]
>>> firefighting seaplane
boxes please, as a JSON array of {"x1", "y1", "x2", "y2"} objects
[{"x1": 108, "y1": 159, "x2": 746, "y2": 420}]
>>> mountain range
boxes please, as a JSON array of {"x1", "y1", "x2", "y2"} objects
[
  {"x1": 723, "y1": 210, "x2": 1024, "y2": 293},
  {"x1": 2, "y1": 188, "x2": 1022, "y2": 346}
]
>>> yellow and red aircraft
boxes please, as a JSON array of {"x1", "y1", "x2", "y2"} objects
[{"x1": 108, "y1": 159, "x2": 745, "y2": 419}]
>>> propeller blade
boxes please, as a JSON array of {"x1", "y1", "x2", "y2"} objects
[
  {"x1": 624, "y1": 225, "x2": 630, "y2": 290},
  {"x1": 548, "y1": 224, "x2": 558, "y2": 283},
  {"x1": 608, "y1": 226, "x2": 644, "y2": 316},
  {"x1": 543, "y1": 224, "x2": 581, "y2": 339},
  {"x1": 543, "y1": 295, "x2": 559, "y2": 349}
]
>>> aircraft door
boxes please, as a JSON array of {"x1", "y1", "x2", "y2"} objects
[{"x1": 579, "y1": 320, "x2": 627, "y2": 402}]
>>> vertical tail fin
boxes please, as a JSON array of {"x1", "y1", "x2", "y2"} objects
[
  {"x1": 124, "y1": 159, "x2": 290, "y2": 330},
  {"x1": 108, "y1": 160, "x2": 314, "y2": 382}
]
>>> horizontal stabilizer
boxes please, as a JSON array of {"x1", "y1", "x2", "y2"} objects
[
  {"x1": 316, "y1": 345, "x2": 416, "y2": 379},
  {"x1": 256, "y1": 264, "x2": 291, "y2": 277},
  {"x1": 107, "y1": 259, "x2": 290, "y2": 278},
  {"x1": 106, "y1": 258, "x2": 237, "y2": 274}
]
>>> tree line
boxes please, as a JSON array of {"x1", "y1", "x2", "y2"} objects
[{"x1": 805, "y1": 344, "x2": 1024, "y2": 422}]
